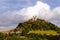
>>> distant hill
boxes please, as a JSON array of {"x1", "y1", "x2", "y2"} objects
[
  {"x1": 0, "y1": 19, "x2": 60, "y2": 40},
  {"x1": 14, "y1": 19, "x2": 60, "y2": 34}
]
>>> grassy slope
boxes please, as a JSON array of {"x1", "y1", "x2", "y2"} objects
[
  {"x1": 28, "y1": 30, "x2": 58, "y2": 36},
  {"x1": 0, "y1": 19, "x2": 60, "y2": 40},
  {"x1": 14, "y1": 19, "x2": 60, "y2": 36}
]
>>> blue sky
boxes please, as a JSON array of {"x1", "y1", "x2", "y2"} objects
[
  {"x1": 0, "y1": 0, "x2": 60, "y2": 13},
  {"x1": 0, "y1": 0, "x2": 60, "y2": 31}
]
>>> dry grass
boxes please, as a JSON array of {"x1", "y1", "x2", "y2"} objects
[{"x1": 28, "y1": 30, "x2": 58, "y2": 36}]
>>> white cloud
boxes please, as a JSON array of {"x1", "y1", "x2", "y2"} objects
[
  {"x1": 49, "y1": 7, "x2": 60, "y2": 27},
  {"x1": 0, "y1": 1, "x2": 60, "y2": 31},
  {"x1": 17, "y1": 1, "x2": 51, "y2": 20}
]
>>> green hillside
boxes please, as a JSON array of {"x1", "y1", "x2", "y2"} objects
[
  {"x1": 0, "y1": 19, "x2": 60, "y2": 40},
  {"x1": 16, "y1": 19, "x2": 60, "y2": 34}
]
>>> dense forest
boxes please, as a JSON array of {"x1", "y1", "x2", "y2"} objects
[{"x1": 0, "y1": 19, "x2": 60, "y2": 40}]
